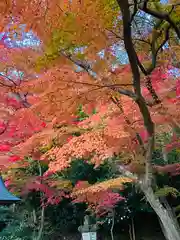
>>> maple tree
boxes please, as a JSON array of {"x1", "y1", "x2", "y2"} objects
[{"x1": 0, "y1": 1, "x2": 180, "y2": 240}]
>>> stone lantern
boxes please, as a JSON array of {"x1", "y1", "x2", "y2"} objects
[{"x1": 78, "y1": 215, "x2": 98, "y2": 240}]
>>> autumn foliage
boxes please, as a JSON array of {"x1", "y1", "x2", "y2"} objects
[{"x1": 0, "y1": 1, "x2": 180, "y2": 231}]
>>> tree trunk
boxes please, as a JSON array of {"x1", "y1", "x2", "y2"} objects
[
  {"x1": 36, "y1": 205, "x2": 45, "y2": 240},
  {"x1": 110, "y1": 210, "x2": 115, "y2": 240},
  {"x1": 141, "y1": 186, "x2": 180, "y2": 240},
  {"x1": 129, "y1": 217, "x2": 136, "y2": 240}
]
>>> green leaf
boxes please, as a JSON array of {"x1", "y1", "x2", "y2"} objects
[{"x1": 155, "y1": 186, "x2": 179, "y2": 198}]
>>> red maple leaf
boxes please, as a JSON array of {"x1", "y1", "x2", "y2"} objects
[
  {"x1": 8, "y1": 155, "x2": 21, "y2": 162},
  {"x1": 0, "y1": 144, "x2": 11, "y2": 152}
]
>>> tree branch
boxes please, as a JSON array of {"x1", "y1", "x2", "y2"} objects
[
  {"x1": 60, "y1": 51, "x2": 92, "y2": 73},
  {"x1": 116, "y1": 0, "x2": 156, "y2": 186},
  {"x1": 130, "y1": 0, "x2": 138, "y2": 22},
  {"x1": 116, "y1": 0, "x2": 154, "y2": 137},
  {"x1": 137, "y1": 25, "x2": 170, "y2": 76},
  {"x1": 139, "y1": 1, "x2": 180, "y2": 39},
  {"x1": 111, "y1": 96, "x2": 145, "y2": 152},
  {"x1": 60, "y1": 50, "x2": 137, "y2": 100}
]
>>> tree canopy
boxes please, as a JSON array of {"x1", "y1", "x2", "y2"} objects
[{"x1": 0, "y1": 1, "x2": 180, "y2": 240}]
